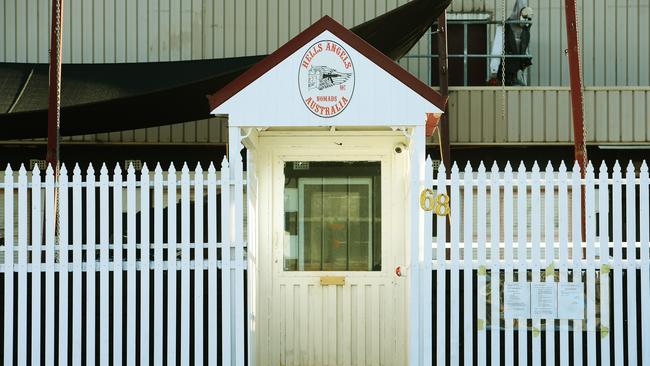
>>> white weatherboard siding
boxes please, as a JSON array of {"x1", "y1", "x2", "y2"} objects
[{"x1": 2, "y1": 0, "x2": 648, "y2": 87}]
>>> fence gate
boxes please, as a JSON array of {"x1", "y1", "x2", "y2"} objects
[{"x1": 1, "y1": 158, "x2": 247, "y2": 365}]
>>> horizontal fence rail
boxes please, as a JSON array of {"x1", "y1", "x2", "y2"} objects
[
  {"x1": 424, "y1": 159, "x2": 650, "y2": 366},
  {"x1": 0, "y1": 160, "x2": 246, "y2": 365}
]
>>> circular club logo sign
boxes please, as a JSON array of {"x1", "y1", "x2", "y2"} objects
[{"x1": 299, "y1": 40, "x2": 355, "y2": 118}]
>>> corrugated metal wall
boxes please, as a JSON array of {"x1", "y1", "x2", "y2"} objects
[
  {"x1": 446, "y1": 87, "x2": 650, "y2": 144},
  {"x1": 2, "y1": 0, "x2": 648, "y2": 146},
  {"x1": 2, "y1": 0, "x2": 648, "y2": 86}
]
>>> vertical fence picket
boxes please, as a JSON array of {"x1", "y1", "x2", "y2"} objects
[
  {"x1": 140, "y1": 164, "x2": 150, "y2": 366},
  {"x1": 597, "y1": 162, "x2": 610, "y2": 366},
  {"x1": 113, "y1": 164, "x2": 124, "y2": 365},
  {"x1": 31, "y1": 165, "x2": 42, "y2": 366},
  {"x1": 530, "y1": 163, "x2": 542, "y2": 366},
  {"x1": 72, "y1": 165, "x2": 83, "y2": 366},
  {"x1": 126, "y1": 164, "x2": 137, "y2": 365},
  {"x1": 221, "y1": 158, "x2": 232, "y2": 366},
  {"x1": 194, "y1": 164, "x2": 205, "y2": 366},
  {"x1": 571, "y1": 163, "x2": 584, "y2": 365},
  {"x1": 17, "y1": 166, "x2": 27, "y2": 366},
  {"x1": 475, "y1": 163, "x2": 487, "y2": 366},
  {"x1": 207, "y1": 163, "x2": 218, "y2": 366},
  {"x1": 59, "y1": 165, "x2": 69, "y2": 365},
  {"x1": 86, "y1": 164, "x2": 97, "y2": 366},
  {"x1": 585, "y1": 163, "x2": 597, "y2": 365},
  {"x1": 557, "y1": 163, "x2": 569, "y2": 366},
  {"x1": 543, "y1": 162, "x2": 555, "y2": 366},
  {"x1": 435, "y1": 163, "x2": 447, "y2": 366},
  {"x1": 422, "y1": 156, "x2": 433, "y2": 366},
  {"x1": 503, "y1": 162, "x2": 514, "y2": 366},
  {"x1": 612, "y1": 162, "x2": 624, "y2": 365},
  {"x1": 489, "y1": 162, "x2": 500, "y2": 366},
  {"x1": 625, "y1": 162, "x2": 638, "y2": 365},
  {"x1": 449, "y1": 163, "x2": 460, "y2": 366},
  {"x1": 98, "y1": 165, "x2": 110, "y2": 366},
  {"x1": 153, "y1": 165, "x2": 164, "y2": 366},
  {"x1": 233, "y1": 153, "x2": 245, "y2": 366},
  {"x1": 516, "y1": 163, "x2": 527, "y2": 366},
  {"x1": 4, "y1": 165, "x2": 14, "y2": 366},
  {"x1": 463, "y1": 162, "x2": 474, "y2": 366},
  {"x1": 44, "y1": 165, "x2": 56, "y2": 362},
  {"x1": 167, "y1": 163, "x2": 178, "y2": 366},
  {"x1": 180, "y1": 164, "x2": 191, "y2": 366},
  {"x1": 639, "y1": 161, "x2": 649, "y2": 366}
]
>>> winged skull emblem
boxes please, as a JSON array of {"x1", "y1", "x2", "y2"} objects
[{"x1": 307, "y1": 66, "x2": 352, "y2": 90}]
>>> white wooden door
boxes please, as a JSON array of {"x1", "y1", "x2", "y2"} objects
[{"x1": 268, "y1": 140, "x2": 409, "y2": 366}]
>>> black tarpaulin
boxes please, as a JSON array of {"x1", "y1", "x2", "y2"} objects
[{"x1": 0, "y1": 0, "x2": 450, "y2": 139}]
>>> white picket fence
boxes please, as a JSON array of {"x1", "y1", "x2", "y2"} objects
[
  {"x1": 0, "y1": 159, "x2": 246, "y2": 365},
  {"x1": 423, "y1": 159, "x2": 650, "y2": 366},
  {"x1": 2, "y1": 158, "x2": 650, "y2": 365}
]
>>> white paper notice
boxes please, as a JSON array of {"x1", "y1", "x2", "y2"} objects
[
  {"x1": 531, "y1": 282, "x2": 557, "y2": 319},
  {"x1": 557, "y1": 282, "x2": 585, "y2": 319},
  {"x1": 504, "y1": 282, "x2": 530, "y2": 319}
]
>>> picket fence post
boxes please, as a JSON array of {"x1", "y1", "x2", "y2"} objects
[
  {"x1": 530, "y1": 162, "x2": 542, "y2": 366},
  {"x1": 86, "y1": 164, "x2": 97, "y2": 366},
  {"x1": 516, "y1": 162, "x2": 527, "y2": 366},
  {"x1": 557, "y1": 162, "x2": 569, "y2": 366},
  {"x1": 31, "y1": 165, "x2": 43, "y2": 365},
  {"x1": 422, "y1": 156, "x2": 433, "y2": 366},
  {"x1": 72, "y1": 164, "x2": 83, "y2": 366},
  {"x1": 488, "y1": 162, "x2": 500, "y2": 366},
  {"x1": 503, "y1": 162, "x2": 514, "y2": 366},
  {"x1": 435, "y1": 162, "x2": 447, "y2": 366},
  {"x1": 639, "y1": 161, "x2": 650, "y2": 366},
  {"x1": 99, "y1": 164, "x2": 110, "y2": 366},
  {"x1": 207, "y1": 162, "x2": 219, "y2": 366},
  {"x1": 194, "y1": 163, "x2": 205, "y2": 366},
  {"x1": 462, "y1": 162, "x2": 474, "y2": 366},
  {"x1": 140, "y1": 163, "x2": 150, "y2": 366},
  {"x1": 475, "y1": 162, "x2": 486, "y2": 366},
  {"x1": 625, "y1": 162, "x2": 638, "y2": 365},
  {"x1": 449, "y1": 163, "x2": 460, "y2": 366},
  {"x1": 17, "y1": 165, "x2": 28, "y2": 366},
  {"x1": 597, "y1": 161, "x2": 610, "y2": 365},
  {"x1": 571, "y1": 161, "x2": 583, "y2": 366},
  {"x1": 180, "y1": 164, "x2": 191, "y2": 366},
  {"x1": 153, "y1": 164, "x2": 165, "y2": 366}
]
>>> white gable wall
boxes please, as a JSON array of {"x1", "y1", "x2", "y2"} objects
[{"x1": 212, "y1": 31, "x2": 442, "y2": 128}]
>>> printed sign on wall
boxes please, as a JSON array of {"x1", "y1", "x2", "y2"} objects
[{"x1": 299, "y1": 40, "x2": 355, "y2": 118}]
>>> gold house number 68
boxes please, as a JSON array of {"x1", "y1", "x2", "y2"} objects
[{"x1": 419, "y1": 189, "x2": 450, "y2": 216}]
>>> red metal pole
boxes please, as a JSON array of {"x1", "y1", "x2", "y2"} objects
[
  {"x1": 46, "y1": 0, "x2": 64, "y2": 169},
  {"x1": 436, "y1": 10, "x2": 450, "y2": 169},
  {"x1": 564, "y1": 0, "x2": 587, "y2": 239},
  {"x1": 436, "y1": 10, "x2": 451, "y2": 241}
]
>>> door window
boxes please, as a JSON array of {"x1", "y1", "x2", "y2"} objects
[{"x1": 283, "y1": 161, "x2": 381, "y2": 271}]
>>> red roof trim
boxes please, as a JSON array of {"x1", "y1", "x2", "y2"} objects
[{"x1": 207, "y1": 15, "x2": 447, "y2": 112}]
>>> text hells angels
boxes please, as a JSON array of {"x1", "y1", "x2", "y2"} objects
[{"x1": 301, "y1": 42, "x2": 352, "y2": 69}]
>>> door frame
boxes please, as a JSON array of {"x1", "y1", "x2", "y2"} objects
[{"x1": 251, "y1": 132, "x2": 412, "y2": 365}]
